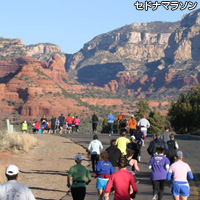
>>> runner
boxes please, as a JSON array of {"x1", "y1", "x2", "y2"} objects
[
  {"x1": 66, "y1": 113, "x2": 73, "y2": 134},
  {"x1": 119, "y1": 115, "x2": 128, "y2": 135},
  {"x1": 147, "y1": 131, "x2": 168, "y2": 157},
  {"x1": 107, "y1": 112, "x2": 114, "y2": 136},
  {"x1": 127, "y1": 135, "x2": 140, "y2": 161},
  {"x1": 167, "y1": 151, "x2": 194, "y2": 200},
  {"x1": 92, "y1": 111, "x2": 99, "y2": 134},
  {"x1": 104, "y1": 155, "x2": 138, "y2": 200},
  {"x1": 126, "y1": 149, "x2": 140, "y2": 173},
  {"x1": 55, "y1": 117, "x2": 60, "y2": 134},
  {"x1": 88, "y1": 135, "x2": 103, "y2": 172},
  {"x1": 137, "y1": 114, "x2": 150, "y2": 138},
  {"x1": 74, "y1": 116, "x2": 80, "y2": 133},
  {"x1": 0, "y1": 165, "x2": 36, "y2": 200},
  {"x1": 133, "y1": 126, "x2": 145, "y2": 162},
  {"x1": 116, "y1": 112, "x2": 126, "y2": 130},
  {"x1": 21, "y1": 120, "x2": 28, "y2": 133},
  {"x1": 46, "y1": 120, "x2": 51, "y2": 134},
  {"x1": 96, "y1": 151, "x2": 114, "y2": 200},
  {"x1": 166, "y1": 133, "x2": 179, "y2": 165},
  {"x1": 161, "y1": 125, "x2": 172, "y2": 143},
  {"x1": 58, "y1": 114, "x2": 65, "y2": 134},
  {"x1": 106, "y1": 139, "x2": 122, "y2": 172},
  {"x1": 40, "y1": 115, "x2": 47, "y2": 133},
  {"x1": 67, "y1": 155, "x2": 92, "y2": 200},
  {"x1": 42, "y1": 120, "x2": 48, "y2": 134},
  {"x1": 50, "y1": 116, "x2": 56, "y2": 134},
  {"x1": 128, "y1": 115, "x2": 137, "y2": 137},
  {"x1": 116, "y1": 131, "x2": 130, "y2": 155},
  {"x1": 126, "y1": 149, "x2": 140, "y2": 194},
  {"x1": 149, "y1": 146, "x2": 170, "y2": 200},
  {"x1": 72, "y1": 116, "x2": 76, "y2": 132},
  {"x1": 32, "y1": 121, "x2": 40, "y2": 134}
]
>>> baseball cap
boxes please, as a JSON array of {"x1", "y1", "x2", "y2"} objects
[
  {"x1": 156, "y1": 131, "x2": 161, "y2": 136},
  {"x1": 143, "y1": 114, "x2": 146, "y2": 117},
  {"x1": 75, "y1": 154, "x2": 82, "y2": 161},
  {"x1": 6, "y1": 165, "x2": 19, "y2": 176},
  {"x1": 131, "y1": 115, "x2": 134, "y2": 117},
  {"x1": 176, "y1": 151, "x2": 183, "y2": 158},
  {"x1": 131, "y1": 135, "x2": 135, "y2": 140}
]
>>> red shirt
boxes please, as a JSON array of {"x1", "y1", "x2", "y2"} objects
[
  {"x1": 66, "y1": 116, "x2": 73, "y2": 124},
  {"x1": 105, "y1": 169, "x2": 137, "y2": 200},
  {"x1": 35, "y1": 122, "x2": 40, "y2": 129}
]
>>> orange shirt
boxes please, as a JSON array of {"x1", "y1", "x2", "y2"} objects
[
  {"x1": 117, "y1": 114, "x2": 126, "y2": 121},
  {"x1": 128, "y1": 119, "x2": 137, "y2": 129}
]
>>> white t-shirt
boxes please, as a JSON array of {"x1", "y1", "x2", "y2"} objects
[
  {"x1": 137, "y1": 118, "x2": 150, "y2": 129},
  {"x1": 0, "y1": 180, "x2": 35, "y2": 200},
  {"x1": 88, "y1": 140, "x2": 103, "y2": 155}
]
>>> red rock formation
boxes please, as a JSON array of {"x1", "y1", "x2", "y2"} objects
[
  {"x1": 80, "y1": 98, "x2": 123, "y2": 106},
  {"x1": 165, "y1": 73, "x2": 174, "y2": 84},
  {"x1": 47, "y1": 54, "x2": 69, "y2": 83}
]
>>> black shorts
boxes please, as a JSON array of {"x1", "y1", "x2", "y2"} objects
[{"x1": 71, "y1": 187, "x2": 86, "y2": 200}]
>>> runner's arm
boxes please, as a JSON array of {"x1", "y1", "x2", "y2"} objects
[{"x1": 67, "y1": 175, "x2": 71, "y2": 188}]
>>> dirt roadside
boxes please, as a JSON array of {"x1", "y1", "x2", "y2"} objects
[{"x1": 0, "y1": 134, "x2": 89, "y2": 200}]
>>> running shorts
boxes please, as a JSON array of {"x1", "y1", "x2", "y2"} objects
[
  {"x1": 96, "y1": 178, "x2": 109, "y2": 190},
  {"x1": 68, "y1": 123, "x2": 72, "y2": 127},
  {"x1": 172, "y1": 181, "x2": 190, "y2": 197}
]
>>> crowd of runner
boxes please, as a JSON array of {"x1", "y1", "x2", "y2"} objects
[
  {"x1": 4, "y1": 112, "x2": 194, "y2": 200},
  {"x1": 67, "y1": 112, "x2": 194, "y2": 200},
  {"x1": 21, "y1": 113, "x2": 81, "y2": 134}
]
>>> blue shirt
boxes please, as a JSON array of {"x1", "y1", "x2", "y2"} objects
[
  {"x1": 96, "y1": 160, "x2": 114, "y2": 177},
  {"x1": 108, "y1": 114, "x2": 114, "y2": 124}
]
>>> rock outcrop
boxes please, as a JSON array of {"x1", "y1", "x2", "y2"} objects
[{"x1": 65, "y1": 9, "x2": 200, "y2": 98}]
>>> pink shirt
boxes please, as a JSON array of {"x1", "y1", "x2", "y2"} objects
[
  {"x1": 74, "y1": 118, "x2": 80, "y2": 125},
  {"x1": 169, "y1": 160, "x2": 191, "y2": 182}
]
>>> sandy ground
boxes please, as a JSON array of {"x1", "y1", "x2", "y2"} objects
[{"x1": 0, "y1": 134, "x2": 89, "y2": 200}]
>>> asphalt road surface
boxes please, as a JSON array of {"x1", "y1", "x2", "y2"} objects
[{"x1": 60, "y1": 133, "x2": 200, "y2": 200}]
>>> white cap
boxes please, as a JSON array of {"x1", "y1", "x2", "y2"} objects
[
  {"x1": 75, "y1": 154, "x2": 82, "y2": 161},
  {"x1": 131, "y1": 135, "x2": 135, "y2": 140},
  {"x1": 131, "y1": 115, "x2": 134, "y2": 117},
  {"x1": 6, "y1": 165, "x2": 19, "y2": 176}
]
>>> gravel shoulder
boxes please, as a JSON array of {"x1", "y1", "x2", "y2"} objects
[{"x1": 0, "y1": 134, "x2": 88, "y2": 200}]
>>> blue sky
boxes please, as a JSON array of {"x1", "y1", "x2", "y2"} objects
[{"x1": 0, "y1": 0, "x2": 199, "y2": 54}]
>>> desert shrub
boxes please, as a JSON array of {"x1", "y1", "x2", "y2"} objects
[{"x1": 0, "y1": 131, "x2": 37, "y2": 153}]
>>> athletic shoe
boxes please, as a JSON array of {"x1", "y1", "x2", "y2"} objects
[
  {"x1": 109, "y1": 134, "x2": 111, "y2": 136},
  {"x1": 152, "y1": 194, "x2": 157, "y2": 200},
  {"x1": 138, "y1": 156, "x2": 141, "y2": 162}
]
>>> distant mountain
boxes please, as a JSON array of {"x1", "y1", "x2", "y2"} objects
[
  {"x1": 1, "y1": 9, "x2": 200, "y2": 121},
  {"x1": 65, "y1": 9, "x2": 200, "y2": 99}
]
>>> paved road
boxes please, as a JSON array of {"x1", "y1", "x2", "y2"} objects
[{"x1": 60, "y1": 133, "x2": 200, "y2": 200}]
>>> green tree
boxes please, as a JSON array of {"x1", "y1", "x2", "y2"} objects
[
  {"x1": 148, "y1": 111, "x2": 166, "y2": 134},
  {"x1": 168, "y1": 84, "x2": 200, "y2": 133},
  {"x1": 136, "y1": 100, "x2": 150, "y2": 120}
]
